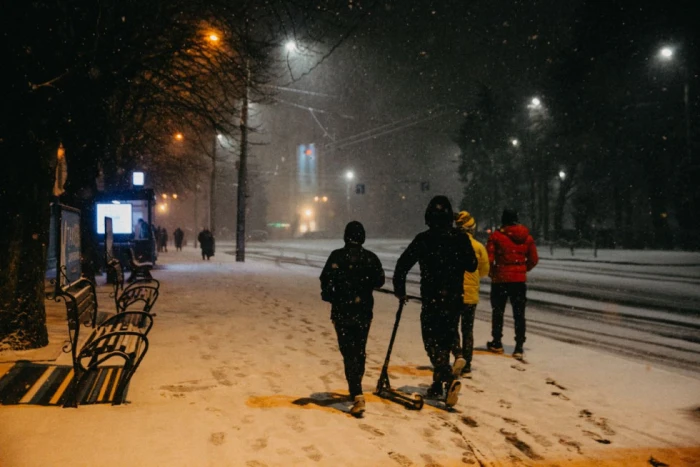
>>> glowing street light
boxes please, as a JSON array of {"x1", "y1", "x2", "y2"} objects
[
  {"x1": 304, "y1": 208, "x2": 313, "y2": 217},
  {"x1": 659, "y1": 46, "x2": 674, "y2": 60},
  {"x1": 174, "y1": 132, "x2": 184, "y2": 141},
  {"x1": 172, "y1": 194, "x2": 178, "y2": 199},
  {"x1": 162, "y1": 193, "x2": 168, "y2": 199},
  {"x1": 345, "y1": 170, "x2": 355, "y2": 181},
  {"x1": 530, "y1": 97, "x2": 542, "y2": 108},
  {"x1": 322, "y1": 196, "x2": 328, "y2": 203},
  {"x1": 511, "y1": 138, "x2": 520, "y2": 147},
  {"x1": 559, "y1": 170, "x2": 566, "y2": 181},
  {"x1": 208, "y1": 33, "x2": 220, "y2": 43},
  {"x1": 285, "y1": 41, "x2": 297, "y2": 53}
]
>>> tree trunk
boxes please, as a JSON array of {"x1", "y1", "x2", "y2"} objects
[{"x1": 0, "y1": 142, "x2": 52, "y2": 350}]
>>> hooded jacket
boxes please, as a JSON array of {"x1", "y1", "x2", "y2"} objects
[
  {"x1": 320, "y1": 222, "x2": 385, "y2": 321},
  {"x1": 393, "y1": 196, "x2": 478, "y2": 301},
  {"x1": 461, "y1": 231, "x2": 490, "y2": 304},
  {"x1": 486, "y1": 224, "x2": 538, "y2": 283}
]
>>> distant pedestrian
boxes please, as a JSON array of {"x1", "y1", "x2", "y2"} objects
[
  {"x1": 160, "y1": 228, "x2": 169, "y2": 252},
  {"x1": 320, "y1": 221, "x2": 385, "y2": 417},
  {"x1": 393, "y1": 196, "x2": 477, "y2": 407},
  {"x1": 198, "y1": 228, "x2": 215, "y2": 260},
  {"x1": 155, "y1": 226, "x2": 163, "y2": 252},
  {"x1": 486, "y1": 209, "x2": 539, "y2": 360},
  {"x1": 174, "y1": 228, "x2": 184, "y2": 251},
  {"x1": 452, "y1": 211, "x2": 490, "y2": 375}
]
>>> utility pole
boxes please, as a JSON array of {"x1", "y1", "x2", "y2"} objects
[
  {"x1": 210, "y1": 133, "x2": 217, "y2": 234},
  {"x1": 683, "y1": 80, "x2": 692, "y2": 169},
  {"x1": 235, "y1": 59, "x2": 250, "y2": 262}
]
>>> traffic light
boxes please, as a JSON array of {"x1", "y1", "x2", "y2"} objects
[
  {"x1": 421, "y1": 181, "x2": 430, "y2": 192},
  {"x1": 356, "y1": 184, "x2": 365, "y2": 194}
]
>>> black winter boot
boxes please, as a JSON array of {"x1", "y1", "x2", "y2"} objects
[
  {"x1": 426, "y1": 381, "x2": 443, "y2": 399},
  {"x1": 487, "y1": 340, "x2": 504, "y2": 354},
  {"x1": 513, "y1": 343, "x2": 524, "y2": 361}
]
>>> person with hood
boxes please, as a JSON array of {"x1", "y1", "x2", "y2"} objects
[
  {"x1": 393, "y1": 196, "x2": 478, "y2": 407},
  {"x1": 486, "y1": 209, "x2": 539, "y2": 360},
  {"x1": 452, "y1": 211, "x2": 490, "y2": 375},
  {"x1": 197, "y1": 228, "x2": 215, "y2": 260},
  {"x1": 320, "y1": 221, "x2": 385, "y2": 417}
]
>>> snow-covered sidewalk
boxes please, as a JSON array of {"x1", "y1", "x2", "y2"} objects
[{"x1": 1, "y1": 248, "x2": 698, "y2": 466}]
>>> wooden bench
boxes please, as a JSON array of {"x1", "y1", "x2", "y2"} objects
[
  {"x1": 58, "y1": 278, "x2": 153, "y2": 407},
  {"x1": 128, "y1": 247, "x2": 154, "y2": 282},
  {"x1": 107, "y1": 258, "x2": 160, "y2": 314}
]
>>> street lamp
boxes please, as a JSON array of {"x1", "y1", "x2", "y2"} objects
[
  {"x1": 511, "y1": 138, "x2": 520, "y2": 147},
  {"x1": 344, "y1": 170, "x2": 355, "y2": 218},
  {"x1": 530, "y1": 97, "x2": 542, "y2": 108},
  {"x1": 654, "y1": 44, "x2": 692, "y2": 170},
  {"x1": 174, "y1": 133, "x2": 184, "y2": 141},
  {"x1": 285, "y1": 40, "x2": 297, "y2": 53},
  {"x1": 558, "y1": 170, "x2": 566, "y2": 181},
  {"x1": 659, "y1": 46, "x2": 674, "y2": 59}
]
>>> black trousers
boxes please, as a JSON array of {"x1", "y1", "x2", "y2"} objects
[
  {"x1": 421, "y1": 297, "x2": 461, "y2": 385},
  {"x1": 490, "y1": 282, "x2": 527, "y2": 344},
  {"x1": 453, "y1": 304, "x2": 477, "y2": 365},
  {"x1": 333, "y1": 317, "x2": 371, "y2": 398}
]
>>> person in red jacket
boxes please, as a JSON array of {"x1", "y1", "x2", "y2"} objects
[{"x1": 486, "y1": 209, "x2": 538, "y2": 360}]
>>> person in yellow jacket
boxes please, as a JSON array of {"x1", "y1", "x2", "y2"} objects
[{"x1": 452, "y1": 211, "x2": 490, "y2": 375}]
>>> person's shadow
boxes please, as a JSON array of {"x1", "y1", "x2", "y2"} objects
[{"x1": 292, "y1": 392, "x2": 352, "y2": 415}]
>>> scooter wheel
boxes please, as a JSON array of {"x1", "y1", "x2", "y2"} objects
[{"x1": 411, "y1": 393, "x2": 424, "y2": 410}]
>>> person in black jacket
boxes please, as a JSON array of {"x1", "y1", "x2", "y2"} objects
[
  {"x1": 197, "y1": 228, "x2": 215, "y2": 260},
  {"x1": 320, "y1": 221, "x2": 385, "y2": 417},
  {"x1": 393, "y1": 195, "x2": 477, "y2": 407}
]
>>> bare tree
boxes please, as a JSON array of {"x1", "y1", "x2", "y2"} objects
[{"x1": 1, "y1": 0, "x2": 373, "y2": 349}]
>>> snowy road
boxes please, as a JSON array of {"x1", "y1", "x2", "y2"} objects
[{"x1": 238, "y1": 239, "x2": 700, "y2": 376}]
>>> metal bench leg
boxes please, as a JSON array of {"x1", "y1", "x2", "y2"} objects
[
  {"x1": 112, "y1": 360, "x2": 135, "y2": 405},
  {"x1": 63, "y1": 368, "x2": 86, "y2": 408}
]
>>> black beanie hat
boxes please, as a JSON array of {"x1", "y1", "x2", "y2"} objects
[
  {"x1": 501, "y1": 208, "x2": 519, "y2": 226},
  {"x1": 344, "y1": 221, "x2": 366, "y2": 244},
  {"x1": 425, "y1": 195, "x2": 454, "y2": 228}
]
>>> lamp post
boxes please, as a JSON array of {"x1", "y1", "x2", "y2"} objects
[
  {"x1": 657, "y1": 45, "x2": 692, "y2": 169},
  {"x1": 235, "y1": 58, "x2": 250, "y2": 262},
  {"x1": 345, "y1": 170, "x2": 354, "y2": 218},
  {"x1": 210, "y1": 133, "x2": 223, "y2": 235}
]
